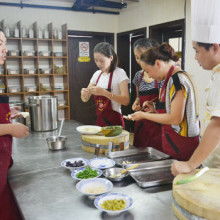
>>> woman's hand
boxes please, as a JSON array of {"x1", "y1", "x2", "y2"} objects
[
  {"x1": 132, "y1": 99, "x2": 141, "y2": 111},
  {"x1": 171, "y1": 160, "x2": 194, "y2": 176},
  {"x1": 10, "y1": 106, "x2": 22, "y2": 119},
  {"x1": 10, "y1": 123, "x2": 29, "y2": 138},
  {"x1": 142, "y1": 101, "x2": 156, "y2": 112},
  {"x1": 89, "y1": 86, "x2": 105, "y2": 96},
  {"x1": 129, "y1": 111, "x2": 146, "y2": 121},
  {"x1": 81, "y1": 88, "x2": 91, "y2": 102}
]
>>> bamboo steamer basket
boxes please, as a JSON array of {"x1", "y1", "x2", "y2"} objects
[
  {"x1": 81, "y1": 130, "x2": 130, "y2": 154},
  {"x1": 172, "y1": 168, "x2": 220, "y2": 220}
]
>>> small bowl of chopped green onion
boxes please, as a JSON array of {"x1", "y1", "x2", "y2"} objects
[
  {"x1": 94, "y1": 193, "x2": 133, "y2": 215},
  {"x1": 71, "y1": 166, "x2": 102, "y2": 181}
]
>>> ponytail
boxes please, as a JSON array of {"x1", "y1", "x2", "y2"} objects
[{"x1": 140, "y1": 43, "x2": 179, "y2": 65}]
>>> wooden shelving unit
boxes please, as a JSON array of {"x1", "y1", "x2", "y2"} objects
[{"x1": 0, "y1": 20, "x2": 70, "y2": 119}]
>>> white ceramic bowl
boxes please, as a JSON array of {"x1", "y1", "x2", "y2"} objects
[
  {"x1": 71, "y1": 167, "x2": 102, "y2": 181},
  {"x1": 61, "y1": 158, "x2": 88, "y2": 171},
  {"x1": 94, "y1": 192, "x2": 133, "y2": 215},
  {"x1": 76, "y1": 178, "x2": 113, "y2": 196},
  {"x1": 89, "y1": 157, "x2": 115, "y2": 169},
  {"x1": 76, "y1": 125, "x2": 101, "y2": 135}
]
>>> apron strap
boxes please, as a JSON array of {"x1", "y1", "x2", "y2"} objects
[
  {"x1": 159, "y1": 65, "x2": 175, "y2": 102},
  {"x1": 95, "y1": 71, "x2": 113, "y2": 92},
  {"x1": 107, "y1": 71, "x2": 113, "y2": 91},
  {"x1": 95, "y1": 72, "x2": 103, "y2": 85}
]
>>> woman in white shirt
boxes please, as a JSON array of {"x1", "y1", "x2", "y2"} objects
[{"x1": 81, "y1": 42, "x2": 129, "y2": 127}]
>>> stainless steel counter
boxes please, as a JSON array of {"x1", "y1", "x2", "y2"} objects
[{"x1": 9, "y1": 120, "x2": 176, "y2": 220}]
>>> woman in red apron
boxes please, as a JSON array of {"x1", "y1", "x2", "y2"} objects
[
  {"x1": 0, "y1": 29, "x2": 29, "y2": 220},
  {"x1": 128, "y1": 43, "x2": 200, "y2": 161},
  {"x1": 133, "y1": 71, "x2": 162, "y2": 150},
  {"x1": 132, "y1": 38, "x2": 162, "y2": 150},
  {"x1": 81, "y1": 42, "x2": 129, "y2": 127}
]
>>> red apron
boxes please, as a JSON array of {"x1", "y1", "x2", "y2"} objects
[
  {"x1": 0, "y1": 96, "x2": 22, "y2": 220},
  {"x1": 93, "y1": 72, "x2": 124, "y2": 127},
  {"x1": 133, "y1": 71, "x2": 162, "y2": 151},
  {"x1": 158, "y1": 66, "x2": 199, "y2": 161}
]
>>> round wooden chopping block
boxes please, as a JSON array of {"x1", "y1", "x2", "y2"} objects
[
  {"x1": 81, "y1": 130, "x2": 130, "y2": 154},
  {"x1": 172, "y1": 199, "x2": 205, "y2": 220},
  {"x1": 172, "y1": 168, "x2": 220, "y2": 220}
]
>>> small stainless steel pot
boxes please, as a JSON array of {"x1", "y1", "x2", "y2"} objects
[{"x1": 46, "y1": 136, "x2": 67, "y2": 150}]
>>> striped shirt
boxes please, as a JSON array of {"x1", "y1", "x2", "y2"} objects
[
  {"x1": 132, "y1": 70, "x2": 156, "y2": 92},
  {"x1": 165, "y1": 72, "x2": 200, "y2": 137}
]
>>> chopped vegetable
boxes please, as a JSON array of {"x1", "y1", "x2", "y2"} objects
[
  {"x1": 101, "y1": 126, "x2": 122, "y2": 137},
  {"x1": 83, "y1": 185, "x2": 106, "y2": 194},
  {"x1": 76, "y1": 167, "x2": 98, "y2": 179},
  {"x1": 101, "y1": 199, "x2": 126, "y2": 211}
]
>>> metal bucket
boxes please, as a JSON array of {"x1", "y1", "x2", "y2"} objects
[{"x1": 28, "y1": 96, "x2": 58, "y2": 131}]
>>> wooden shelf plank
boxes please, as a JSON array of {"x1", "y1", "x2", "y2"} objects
[
  {"x1": 7, "y1": 37, "x2": 21, "y2": 40},
  {"x1": 58, "y1": 105, "x2": 69, "y2": 110},
  {"x1": 53, "y1": 56, "x2": 68, "y2": 59},
  {"x1": 38, "y1": 74, "x2": 54, "y2": 77},
  {"x1": 38, "y1": 56, "x2": 53, "y2": 59},
  {"x1": 53, "y1": 90, "x2": 68, "y2": 93},
  {"x1": 21, "y1": 38, "x2": 38, "y2": 41},
  {"x1": 37, "y1": 38, "x2": 53, "y2": 41},
  {"x1": 6, "y1": 56, "x2": 22, "y2": 59},
  {"x1": 53, "y1": 39, "x2": 67, "y2": 42}
]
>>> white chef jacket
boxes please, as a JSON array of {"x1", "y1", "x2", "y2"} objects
[{"x1": 203, "y1": 64, "x2": 220, "y2": 168}]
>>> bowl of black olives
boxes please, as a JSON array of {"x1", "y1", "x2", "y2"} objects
[{"x1": 61, "y1": 157, "x2": 88, "y2": 171}]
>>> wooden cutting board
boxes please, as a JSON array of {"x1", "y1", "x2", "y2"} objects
[
  {"x1": 81, "y1": 130, "x2": 130, "y2": 154},
  {"x1": 173, "y1": 168, "x2": 220, "y2": 220}
]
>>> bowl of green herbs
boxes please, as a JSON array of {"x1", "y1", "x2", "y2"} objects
[{"x1": 71, "y1": 166, "x2": 102, "y2": 181}]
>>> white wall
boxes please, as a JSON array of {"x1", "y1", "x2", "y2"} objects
[
  {"x1": 0, "y1": 6, "x2": 118, "y2": 32},
  {"x1": 118, "y1": 0, "x2": 185, "y2": 32}
]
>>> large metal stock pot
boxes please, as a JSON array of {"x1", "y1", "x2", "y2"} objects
[{"x1": 28, "y1": 96, "x2": 58, "y2": 131}]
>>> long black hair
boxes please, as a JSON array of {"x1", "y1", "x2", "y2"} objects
[{"x1": 93, "y1": 42, "x2": 118, "y2": 73}]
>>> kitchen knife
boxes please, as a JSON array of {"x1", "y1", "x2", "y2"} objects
[{"x1": 175, "y1": 167, "x2": 209, "y2": 185}]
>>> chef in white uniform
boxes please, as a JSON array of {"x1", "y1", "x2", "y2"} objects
[{"x1": 171, "y1": 0, "x2": 220, "y2": 175}]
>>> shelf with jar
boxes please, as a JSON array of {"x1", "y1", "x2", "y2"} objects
[{"x1": 0, "y1": 20, "x2": 70, "y2": 120}]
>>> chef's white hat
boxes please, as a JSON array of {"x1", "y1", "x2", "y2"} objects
[{"x1": 191, "y1": 0, "x2": 220, "y2": 43}]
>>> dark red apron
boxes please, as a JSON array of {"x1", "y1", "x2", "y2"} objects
[
  {"x1": 93, "y1": 72, "x2": 124, "y2": 127},
  {"x1": 158, "y1": 66, "x2": 199, "y2": 161},
  {"x1": 133, "y1": 71, "x2": 162, "y2": 151},
  {"x1": 0, "y1": 96, "x2": 22, "y2": 220}
]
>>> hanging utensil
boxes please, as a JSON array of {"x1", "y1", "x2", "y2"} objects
[{"x1": 58, "y1": 119, "x2": 64, "y2": 137}]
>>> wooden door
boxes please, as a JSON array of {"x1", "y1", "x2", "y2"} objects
[{"x1": 68, "y1": 31, "x2": 114, "y2": 124}]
